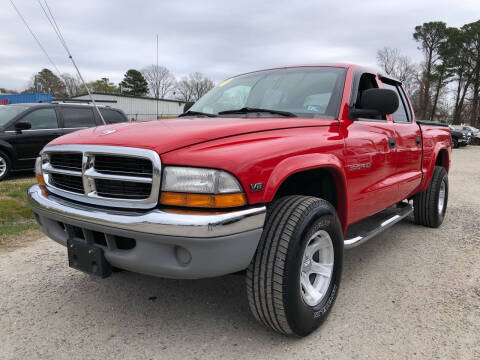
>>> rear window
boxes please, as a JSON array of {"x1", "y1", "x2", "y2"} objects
[
  {"x1": 100, "y1": 109, "x2": 127, "y2": 124},
  {"x1": 62, "y1": 108, "x2": 96, "y2": 128}
]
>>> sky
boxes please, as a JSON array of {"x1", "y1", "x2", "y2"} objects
[{"x1": 1, "y1": 0, "x2": 480, "y2": 92}]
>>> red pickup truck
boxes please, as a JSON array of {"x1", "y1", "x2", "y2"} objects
[{"x1": 28, "y1": 64, "x2": 451, "y2": 337}]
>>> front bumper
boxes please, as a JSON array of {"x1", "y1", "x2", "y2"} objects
[{"x1": 28, "y1": 185, "x2": 266, "y2": 279}]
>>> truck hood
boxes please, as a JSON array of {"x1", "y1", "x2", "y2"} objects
[{"x1": 48, "y1": 117, "x2": 336, "y2": 154}]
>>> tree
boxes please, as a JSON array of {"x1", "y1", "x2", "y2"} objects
[
  {"x1": 25, "y1": 68, "x2": 67, "y2": 97},
  {"x1": 376, "y1": 47, "x2": 418, "y2": 95},
  {"x1": 0, "y1": 88, "x2": 18, "y2": 94},
  {"x1": 119, "y1": 69, "x2": 148, "y2": 96},
  {"x1": 413, "y1": 22, "x2": 448, "y2": 119},
  {"x1": 175, "y1": 72, "x2": 214, "y2": 102},
  {"x1": 78, "y1": 77, "x2": 119, "y2": 94},
  {"x1": 461, "y1": 20, "x2": 480, "y2": 127},
  {"x1": 142, "y1": 65, "x2": 175, "y2": 99},
  {"x1": 61, "y1": 73, "x2": 80, "y2": 98}
]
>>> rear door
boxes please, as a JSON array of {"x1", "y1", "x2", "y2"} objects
[
  {"x1": 344, "y1": 71, "x2": 399, "y2": 224},
  {"x1": 59, "y1": 106, "x2": 97, "y2": 135},
  {"x1": 381, "y1": 80, "x2": 422, "y2": 200},
  {"x1": 7, "y1": 107, "x2": 60, "y2": 168}
]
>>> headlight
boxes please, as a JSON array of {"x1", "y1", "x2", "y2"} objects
[{"x1": 160, "y1": 166, "x2": 246, "y2": 208}]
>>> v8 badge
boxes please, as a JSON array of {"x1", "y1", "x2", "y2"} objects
[{"x1": 249, "y1": 182, "x2": 263, "y2": 192}]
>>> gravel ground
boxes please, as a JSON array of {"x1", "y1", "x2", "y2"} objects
[{"x1": 1, "y1": 147, "x2": 479, "y2": 360}]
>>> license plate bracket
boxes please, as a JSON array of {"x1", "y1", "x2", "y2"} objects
[{"x1": 67, "y1": 238, "x2": 112, "y2": 278}]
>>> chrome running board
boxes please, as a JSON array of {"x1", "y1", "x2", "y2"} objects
[{"x1": 344, "y1": 203, "x2": 413, "y2": 249}]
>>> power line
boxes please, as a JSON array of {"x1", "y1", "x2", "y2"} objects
[
  {"x1": 37, "y1": 0, "x2": 106, "y2": 124},
  {"x1": 9, "y1": 0, "x2": 64, "y2": 83}
]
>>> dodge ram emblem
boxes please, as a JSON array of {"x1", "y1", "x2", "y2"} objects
[{"x1": 100, "y1": 129, "x2": 117, "y2": 136}]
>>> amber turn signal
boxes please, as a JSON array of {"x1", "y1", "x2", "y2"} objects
[
  {"x1": 36, "y1": 173, "x2": 45, "y2": 185},
  {"x1": 160, "y1": 192, "x2": 247, "y2": 208}
]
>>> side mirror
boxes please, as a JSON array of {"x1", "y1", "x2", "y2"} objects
[
  {"x1": 15, "y1": 121, "x2": 32, "y2": 133},
  {"x1": 350, "y1": 88, "x2": 399, "y2": 118}
]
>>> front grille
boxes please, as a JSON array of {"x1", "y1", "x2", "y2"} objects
[
  {"x1": 50, "y1": 173, "x2": 84, "y2": 194},
  {"x1": 95, "y1": 179, "x2": 151, "y2": 199},
  {"x1": 49, "y1": 153, "x2": 82, "y2": 171},
  {"x1": 94, "y1": 155, "x2": 152, "y2": 177},
  {"x1": 42, "y1": 145, "x2": 161, "y2": 209}
]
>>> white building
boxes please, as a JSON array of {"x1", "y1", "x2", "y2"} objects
[{"x1": 73, "y1": 92, "x2": 186, "y2": 121}]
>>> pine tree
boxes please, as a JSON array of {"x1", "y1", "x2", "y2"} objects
[{"x1": 119, "y1": 69, "x2": 148, "y2": 96}]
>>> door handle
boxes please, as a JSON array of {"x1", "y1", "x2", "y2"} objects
[
  {"x1": 415, "y1": 137, "x2": 421, "y2": 146},
  {"x1": 388, "y1": 137, "x2": 396, "y2": 149}
]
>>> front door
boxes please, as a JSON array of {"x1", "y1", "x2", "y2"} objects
[
  {"x1": 8, "y1": 107, "x2": 60, "y2": 169},
  {"x1": 344, "y1": 72, "x2": 399, "y2": 224}
]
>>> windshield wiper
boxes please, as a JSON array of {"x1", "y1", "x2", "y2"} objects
[
  {"x1": 179, "y1": 110, "x2": 217, "y2": 118},
  {"x1": 218, "y1": 107, "x2": 297, "y2": 117}
]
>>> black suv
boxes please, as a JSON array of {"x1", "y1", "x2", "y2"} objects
[{"x1": 0, "y1": 103, "x2": 128, "y2": 180}]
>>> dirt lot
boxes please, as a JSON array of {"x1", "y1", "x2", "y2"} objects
[{"x1": 1, "y1": 147, "x2": 479, "y2": 360}]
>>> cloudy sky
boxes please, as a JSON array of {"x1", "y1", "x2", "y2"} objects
[{"x1": 2, "y1": 0, "x2": 480, "y2": 91}]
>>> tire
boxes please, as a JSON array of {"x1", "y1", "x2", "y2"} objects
[
  {"x1": 452, "y1": 138, "x2": 458, "y2": 148},
  {"x1": 413, "y1": 166, "x2": 448, "y2": 228},
  {"x1": 0, "y1": 151, "x2": 11, "y2": 181},
  {"x1": 246, "y1": 196, "x2": 343, "y2": 337}
]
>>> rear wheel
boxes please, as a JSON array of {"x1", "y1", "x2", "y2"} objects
[
  {"x1": 246, "y1": 196, "x2": 343, "y2": 337},
  {"x1": 452, "y1": 138, "x2": 458, "y2": 148},
  {"x1": 0, "y1": 151, "x2": 11, "y2": 181},
  {"x1": 413, "y1": 166, "x2": 448, "y2": 228}
]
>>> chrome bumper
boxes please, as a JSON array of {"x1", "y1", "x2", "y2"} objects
[{"x1": 28, "y1": 184, "x2": 266, "y2": 238}]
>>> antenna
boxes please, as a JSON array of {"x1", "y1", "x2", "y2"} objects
[{"x1": 37, "y1": 0, "x2": 106, "y2": 124}]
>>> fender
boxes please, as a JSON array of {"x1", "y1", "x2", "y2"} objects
[
  {"x1": 263, "y1": 153, "x2": 348, "y2": 231},
  {"x1": 420, "y1": 140, "x2": 451, "y2": 192}
]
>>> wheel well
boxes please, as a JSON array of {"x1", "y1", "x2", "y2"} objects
[
  {"x1": 435, "y1": 149, "x2": 449, "y2": 172},
  {"x1": 273, "y1": 168, "x2": 338, "y2": 209},
  {"x1": 0, "y1": 146, "x2": 13, "y2": 161}
]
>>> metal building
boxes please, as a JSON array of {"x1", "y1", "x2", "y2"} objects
[{"x1": 73, "y1": 92, "x2": 186, "y2": 121}]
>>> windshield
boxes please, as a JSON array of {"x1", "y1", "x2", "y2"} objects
[
  {"x1": 189, "y1": 67, "x2": 346, "y2": 118},
  {"x1": 0, "y1": 105, "x2": 30, "y2": 128}
]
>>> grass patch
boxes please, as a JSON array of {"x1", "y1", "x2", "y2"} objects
[{"x1": 0, "y1": 177, "x2": 39, "y2": 246}]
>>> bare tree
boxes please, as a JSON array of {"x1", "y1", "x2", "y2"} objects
[
  {"x1": 376, "y1": 47, "x2": 419, "y2": 95},
  {"x1": 142, "y1": 65, "x2": 175, "y2": 99},
  {"x1": 61, "y1": 73, "x2": 81, "y2": 98},
  {"x1": 175, "y1": 72, "x2": 215, "y2": 102}
]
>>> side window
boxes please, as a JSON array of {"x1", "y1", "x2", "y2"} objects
[
  {"x1": 382, "y1": 83, "x2": 409, "y2": 123},
  {"x1": 20, "y1": 108, "x2": 58, "y2": 129},
  {"x1": 100, "y1": 109, "x2": 127, "y2": 124},
  {"x1": 398, "y1": 86, "x2": 412, "y2": 121},
  {"x1": 354, "y1": 73, "x2": 384, "y2": 120},
  {"x1": 62, "y1": 108, "x2": 96, "y2": 128}
]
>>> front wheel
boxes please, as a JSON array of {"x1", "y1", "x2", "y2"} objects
[
  {"x1": 413, "y1": 166, "x2": 448, "y2": 228},
  {"x1": 246, "y1": 196, "x2": 343, "y2": 337},
  {"x1": 0, "y1": 151, "x2": 11, "y2": 181}
]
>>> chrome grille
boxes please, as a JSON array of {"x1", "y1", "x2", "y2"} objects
[
  {"x1": 41, "y1": 145, "x2": 161, "y2": 209},
  {"x1": 50, "y1": 173, "x2": 84, "y2": 194},
  {"x1": 94, "y1": 155, "x2": 153, "y2": 177}
]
